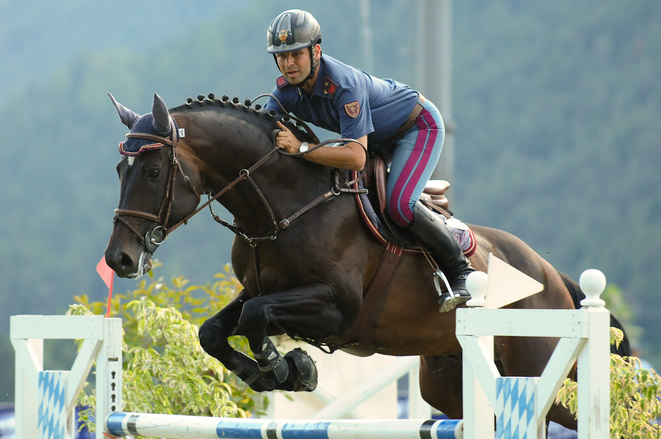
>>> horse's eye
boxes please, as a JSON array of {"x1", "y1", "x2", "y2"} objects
[{"x1": 144, "y1": 167, "x2": 160, "y2": 179}]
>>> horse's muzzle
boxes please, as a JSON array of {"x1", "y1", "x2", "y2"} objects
[{"x1": 105, "y1": 244, "x2": 152, "y2": 279}]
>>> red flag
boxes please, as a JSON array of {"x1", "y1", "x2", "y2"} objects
[{"x1": 96, "y1": 256, "x2": 115, "y2": 317}]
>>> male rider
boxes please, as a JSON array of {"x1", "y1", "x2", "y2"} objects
[{"x1": 264, "y1": 9, "x2": 473, "y2": 311}]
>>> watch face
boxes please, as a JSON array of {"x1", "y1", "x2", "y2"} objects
[{"x1": 299, "y1": 142, "x2": 309, "y2": 153}]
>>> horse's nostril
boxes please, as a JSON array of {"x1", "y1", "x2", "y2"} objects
[
  {"x1": 107, "y1": 251, "x2": 135, "y2": 273},
  {"x1": 118, "y1": 253, "x2": 134, "y2": 270}
]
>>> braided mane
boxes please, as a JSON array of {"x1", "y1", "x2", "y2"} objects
[{"x1": 170, "y1": 93, "x2": 308, "y2": 137}]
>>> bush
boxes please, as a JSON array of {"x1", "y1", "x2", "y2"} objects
[
  {"x1": 556, "y1": 328, "x2": 661, "y2": 437},
  {"x1": 68, "y1": 263, "x2": 267, "y2": 436}
]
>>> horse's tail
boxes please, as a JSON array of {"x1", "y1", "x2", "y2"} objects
[{"x1": 559, "y1": 271, "x2": 632, "y2": 357}]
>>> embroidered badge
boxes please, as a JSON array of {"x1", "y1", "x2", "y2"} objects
[{"x1": 344, "y1": 101, "x2": 360, "y2": 118}]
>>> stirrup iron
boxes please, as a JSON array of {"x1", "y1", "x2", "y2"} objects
[{"x1": 433, "y1": 270, "x2": 470, "y2": 313}]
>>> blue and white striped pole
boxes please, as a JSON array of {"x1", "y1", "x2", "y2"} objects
[{"x1": 106, "y1": 412, "x2": 463, "y2": 439}]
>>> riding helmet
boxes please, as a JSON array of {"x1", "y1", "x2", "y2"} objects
[{"x1": 267, "y1": 9, "x2": 322, "y2": 54}]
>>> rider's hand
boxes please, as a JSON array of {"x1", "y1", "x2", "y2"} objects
[{"x1": 275, "y1": 121, "x2": 302, "y2": 154}]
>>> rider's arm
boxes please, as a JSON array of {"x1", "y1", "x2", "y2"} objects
[{"x1": 275, "y1": 121, "x2": 366, "y2": 171}]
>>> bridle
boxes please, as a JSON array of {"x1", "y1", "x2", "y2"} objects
[
  {"x1": 113, "y1": 113, "x2": 367, "y2": 255},
  {"x1": 113, "y1": 118, "x2": 201, "y2": 253}
]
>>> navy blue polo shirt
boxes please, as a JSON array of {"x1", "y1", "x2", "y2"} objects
[{"x1": 264, "y1": 55, "x2": 420, "y2": 146}]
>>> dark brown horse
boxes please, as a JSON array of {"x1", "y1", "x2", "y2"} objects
[{"x1": 104, "y1": 93, "x2": 625, "y2": 430}]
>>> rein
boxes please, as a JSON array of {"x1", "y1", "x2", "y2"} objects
[
  {"x1": 206, "y1": 141, "x2": 367, "y2": 247},
  {"x1": 250, "y1": 93, "x2": 321, "y2": 144}
]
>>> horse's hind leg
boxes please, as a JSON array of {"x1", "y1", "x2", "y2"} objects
[{"x1": 419, "y1": 354, "x2": 464, "y2": 419}]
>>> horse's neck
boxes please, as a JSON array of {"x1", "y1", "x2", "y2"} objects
[
  {"x1": 178, "y1": 111, "x2": 323, "y2": 235},
  {"x1": 176, "y1": 109, "x2": 274, "y2": 184}
]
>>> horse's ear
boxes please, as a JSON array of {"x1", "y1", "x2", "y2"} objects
[
  {"x1": 152, "y1": 93, "x2": 171, "y2": 134},
  {"x1": 108, "y1": 93, "x2": 140, "y2": 129}
]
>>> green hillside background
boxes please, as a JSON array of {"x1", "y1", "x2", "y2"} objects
[{"x1": 1, "y1": 0, "x2": 659, "y2": 401}]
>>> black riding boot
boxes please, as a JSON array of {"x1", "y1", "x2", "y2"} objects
[{"x1": 407, "y1": 201, "x2": 475, "y2": 312}]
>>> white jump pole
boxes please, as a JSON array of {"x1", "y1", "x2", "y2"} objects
[
  {"x1": 106, "y1": 413, "x2": 463, "y2": 439},
  {"x1": 458, "y1": 254, "x2": 610, "y2": 439}
]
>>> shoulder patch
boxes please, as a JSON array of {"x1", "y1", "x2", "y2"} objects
[
  {"x1": 322, "y1": 76, "x2": 339, "y2": 96},
  {"x1": 344, "y1": 101, "x2": 360, "y2": 119},
  {"x1": 276, "y1": 75, "x2": 289, "y2": 90}
]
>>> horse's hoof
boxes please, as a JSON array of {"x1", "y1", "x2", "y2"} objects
[
  {"x1": 285, "y1": 348, "x2": 318, "y2": 392},
  {"x1": 438, "y1": 293, "x2": 470, "y2": 313}
]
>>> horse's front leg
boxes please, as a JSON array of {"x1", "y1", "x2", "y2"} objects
[
  {"x1": 235, "y1": 281, "x2": 350, "y2": 393},
  {"x1": 199, "y1": 291, "x2": 280, "y2": 392}
]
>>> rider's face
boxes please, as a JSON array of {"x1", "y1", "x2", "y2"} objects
[{"x1": 275, "y1": 48, "x2": 312, "y2": 85}]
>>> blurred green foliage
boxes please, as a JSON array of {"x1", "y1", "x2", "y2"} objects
[
  {"x1": 68, "y1": 263, "x2": 267, "y2": 435},
  {"x1": 557, "y1": 329, "x2": 661, "y2": 437}
]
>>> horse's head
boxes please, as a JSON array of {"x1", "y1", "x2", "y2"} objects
[{"x1": 104, "y1": 93, "x2": 201, "y2": 278}]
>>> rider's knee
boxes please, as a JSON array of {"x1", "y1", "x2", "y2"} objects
[{"x1": 386, "y1": 199, "x2": 414, "y2": 228}]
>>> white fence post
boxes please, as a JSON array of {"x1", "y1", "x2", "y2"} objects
[
  {"x1": 576, "y1": 269, "x2": 610, "y2": 437},
  {"x1": 10, "y1": 315, "x2": 122, "y2": 439},
  {"x1": 457, "y1": 255, "x2": 610, "y2": 439}
]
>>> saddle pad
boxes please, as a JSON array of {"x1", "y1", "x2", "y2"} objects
[{"x1": 443, "y1": 216, "x2": 477, "y2": 257}]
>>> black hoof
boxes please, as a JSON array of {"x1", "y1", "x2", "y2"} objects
[{"x1": 284, "y1": 348, "x2": 318, "y2": 392}]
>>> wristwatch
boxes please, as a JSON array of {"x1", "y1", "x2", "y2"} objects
[{"x1": 298, "y1": 142, "x2": 309, "y2": 153}]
